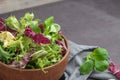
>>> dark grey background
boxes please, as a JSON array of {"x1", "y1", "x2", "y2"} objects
[{"x1": 0, "y1": 0, "x2": 120, "y2": 66}]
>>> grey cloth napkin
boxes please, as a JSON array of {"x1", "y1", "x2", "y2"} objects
[{"x1": 63, "y1": 41, "x2": 118, "y2": 80}]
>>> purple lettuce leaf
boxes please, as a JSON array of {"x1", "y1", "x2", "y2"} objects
[
  {"x1": 55, "y1": 39, "x2": 67, "y2": 55},
  {"x1": 9, "y1": 51, "x2": 34, "y2": 68},
  {"x1": 24, "y1": 27, "x2": 50, "y2": 44},
  {"x1": 108, "y1": 61, "x2": 120, "y2": 78}
]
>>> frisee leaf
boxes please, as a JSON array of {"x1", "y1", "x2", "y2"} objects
[
  {"x1": 31, "y1": 50, "x2": 48, "y2": 60},
  {"x1": 0, "y1": 45, "x2": 12, "y2": 63},
  {"x1": 24, "y1": 13, "x2": 34, "y2": 21}
]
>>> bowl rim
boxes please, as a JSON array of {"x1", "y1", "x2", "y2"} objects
[{"x1": 0, "y1": 35, "x2": 69, "y2": 71}]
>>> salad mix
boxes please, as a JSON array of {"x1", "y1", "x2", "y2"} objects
[{"x1": 0, "y1": 13, "x2": 67, "y2": 69}]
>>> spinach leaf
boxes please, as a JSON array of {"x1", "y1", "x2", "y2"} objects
[
  {"x1": 80, "y1": 59, "x2": 94, "y2": 75},
  {"x1": 80, "y1": 47, "x2": 109, "y2": 75},
  {"x1": 92, "y1": 48, "x2": 109, "y2": 60},
  {"x1": 95, "y1": 60, "x2": 109, "y2": 72}
]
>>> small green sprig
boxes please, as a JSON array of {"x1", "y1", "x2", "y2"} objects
[{"x1": 80, "y1": 47, "x2": 109, "y2": 75}]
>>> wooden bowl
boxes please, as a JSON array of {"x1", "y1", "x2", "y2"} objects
[{"x1": 0, "y1": 35, "x2": 69, "y2": 80}]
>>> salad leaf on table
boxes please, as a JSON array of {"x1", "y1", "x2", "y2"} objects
[
  {"x1": 108, "y1": 61, "x2": 120, "y2": 79},
  {"x1": 80, "y1": 59, "x2": 94, "y2": 75},
  {"x1": 95, "y1": 60, "x2": 109, "y2": 72},
  {"x1": 91, "y1": 47, "x2": 109, "y2": 60},
  {"x1": 80, "y1": 47, "x2": 109, "y2": 75}
]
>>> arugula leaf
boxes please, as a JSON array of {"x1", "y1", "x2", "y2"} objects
[
  {"x1": 95, "y1": 60, "x2": 109, "y2": 71},
  {"x1": 80, "y1": 59, "x2": 94, "y2": 75},
  {"x1": 92, "y1": 48, "x2": 108, "y2": 60}
]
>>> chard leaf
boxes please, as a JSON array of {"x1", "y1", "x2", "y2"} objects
[
  {"x1": 95, "y1": 60, "x2": 109, "y2": 72},
  {"x1": 80, "y1": 59, "x2": 94, "y2": 75},
  {"x1": 92, "y1": 48, "x2": 109, "y2": 60}
]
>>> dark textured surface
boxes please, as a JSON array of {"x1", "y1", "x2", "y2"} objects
[{"x1": 0, "y1": 0, "x2": 120, "y2": 66}]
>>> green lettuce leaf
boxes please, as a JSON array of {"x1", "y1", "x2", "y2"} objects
[
  {"x1": 20, "y1": 13, "x2": 41, "y2": 33},
  {"x1": 5, "y1": 16, "x2": 21, "y2": 32},
  {"x1": 24, "y1": 13, "x2": 34, "y2": 21},
  {"x1": 44, "y1": 16, "x2": 54, "y2": 27},
  {"x1": 49, "y1": 23, "x2": 61, "y2": 33}
]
